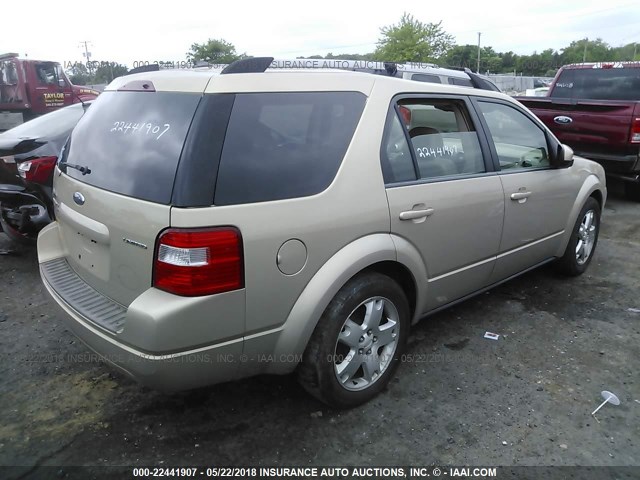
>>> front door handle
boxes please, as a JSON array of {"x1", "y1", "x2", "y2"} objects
[
  {"x1": 399, "y1": 208, "x2": 435, "y2": 221},
  {"x1": 510, "y1": 191, "x2": 532, "y2": 201}
]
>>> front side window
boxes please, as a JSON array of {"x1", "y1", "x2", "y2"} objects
[
  {"x1": 477, "y1": 101, "x2": 550, "y2": 171},
  {"x1": 55, "y1": 65, "x2": 68, "y2": 87},
  {"x1": 35, "y1": 63, "x2": 58, "y2": 86},
  {"x1": 214, "y1": 92, "x2": 366, "y2": 205},
  {"x1": 398, "y1": 99, "x2": 486, "y2": 180}
]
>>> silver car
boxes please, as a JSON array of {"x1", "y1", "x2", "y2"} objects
[{"x1": 38, "y1": 59, "x2": 606, "y2": 408}]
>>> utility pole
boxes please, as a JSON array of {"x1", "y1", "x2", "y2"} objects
[
  {"x1": 582, "y1": 37, "x2": 588, "y2": 63},
  {"x1": 79, "y1": 40, "x2": 93, "y2": 74},
  {"x1": 477, "y1": 32, "x2": 482, "y2": 73}
]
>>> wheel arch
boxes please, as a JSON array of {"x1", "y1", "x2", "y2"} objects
[
  {"x1": 266, "y1": 233, "x2": 426, "y2": 374},
  {"x1": 555, "y1": 176, "x2": 605, "y2": 257}
]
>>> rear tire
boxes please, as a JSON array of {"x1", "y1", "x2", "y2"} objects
[
  {"x1": 297, "y1": 272, "x2": 410, "y2": 408},
  {"x1": 556, "y1": 197, "x2": 600, "y2": 276}
]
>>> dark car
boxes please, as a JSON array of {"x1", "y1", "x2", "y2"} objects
[{"x1": 0, "y1": 101, "x2": 91, "y2": 242}]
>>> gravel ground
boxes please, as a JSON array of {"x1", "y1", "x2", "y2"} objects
[{"x1": 0, "y1": 187, "x2": 638, "y2": 479}]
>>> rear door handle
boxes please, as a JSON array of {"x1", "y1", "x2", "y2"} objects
[
  {"x1": 510, "y1": 191, "x2": 532, "y2": 201},
  {"x1": 399, "y1": 208, "x2": 435, "y2": 221}
]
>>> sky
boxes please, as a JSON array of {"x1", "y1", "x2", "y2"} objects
[{"x1": 5, "y1": 0, "x2": 640, "y2": 68}]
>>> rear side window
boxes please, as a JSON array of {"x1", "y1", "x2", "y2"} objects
[
  {"x1": 448, "y1": 77, "x2": 473, "y2": 87},
  {"x1": 550, "y1": 67, "x2": 640, "y2": 100},
  {"x1": 62, "y1": 91, "x2": 201, "y2": 204},
  {"x1": 411, "y1": 74, "x2": 442, "y2": 84},
  {"x1": 214, "y1": 92, "x2": 366, "y2": 205}
]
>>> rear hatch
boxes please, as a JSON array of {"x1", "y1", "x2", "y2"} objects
[
  {"x1": 540, "y1": 65, "x2": 640, "y2": 156},
  {"x1": 53, "y1": 86, "x2": 204, "y2": 306}
]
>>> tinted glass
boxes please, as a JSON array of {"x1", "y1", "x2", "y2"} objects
[
  {"x1": 62, "y1": 91, "x2": 201, "y2": 204},
  {"x1": 215, "y1": 92, "x2": 366, "y2": 205},
  {"x1": 401, "y1": 100, "x2": 485, "y2": 179},
  {"x1": 412, "y1": 74, "x2": 442, "y2": 84},
  {"x1": 478, "y1": 101, "x2": 549, "y2": 170},
  {"x1": 448, "y1": 77, "x2": 473, "y2": 87},
  {"x1": 2, "y1": 103, "x2": 85, "y2": 139},
  {"x1": 381, "y1": 112, "x2": 415, "y2": 183},
  {"x1": 550, "y1": 67, "x2": 640, "y2": 100}
]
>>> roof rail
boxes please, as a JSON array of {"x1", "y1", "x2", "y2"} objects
[{"x1": 221, "y1": 57, "x2": 274, "y2": 74}]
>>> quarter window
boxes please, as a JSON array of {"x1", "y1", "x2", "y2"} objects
[
  {"x1": 477, "y1": 101, "x2": 550, "y2": 170},
  {"x1": 214, "y1": 92, "x2": 366, "y2": 205}
]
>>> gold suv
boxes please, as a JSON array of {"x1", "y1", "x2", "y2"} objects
[{"x1": 38, "y1": 58, "x2": 606, "y2": 407}]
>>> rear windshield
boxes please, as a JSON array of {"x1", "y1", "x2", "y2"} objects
[
  {"x1": 550, "y1": 67, "x2": 640, "y2": 100},
  {"x1": 62, "y1": 91, "x2": 200, "y2": 204},
  {"x1": 214, "y1": 92, "x2": 366, "y2": 205}
]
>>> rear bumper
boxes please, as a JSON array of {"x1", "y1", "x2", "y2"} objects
[
  {"x1": 573, "y1": 150, "x2": 640, "y2": 177},
  {"x1": 37, "y1": 222, "x2": 245, "y2": 391},
  {"x1": 40, "y1": 272, "x2": 243, "y2": 390}
]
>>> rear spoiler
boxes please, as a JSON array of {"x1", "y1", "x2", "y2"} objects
[{"x1": 127, "y1": 64, "x2": 160, "y2": 75}]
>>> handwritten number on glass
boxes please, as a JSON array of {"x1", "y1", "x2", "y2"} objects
[{"x1": 110, "y1": 122, "x2": 171, "y2": 140}]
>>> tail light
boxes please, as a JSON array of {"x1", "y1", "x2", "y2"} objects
[
  {"x1": 631, "y1": 117, "x2": 640, "y2": 143},
  {"x1": 18, "y1": 156, "x2": 57, "y2": 183},
  {"x1": 153, "y1": 227, "x2": 243, "y2": 297}
]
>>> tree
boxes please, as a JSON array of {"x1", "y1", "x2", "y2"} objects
[
  {"x1": 66, "y1": 62, "x2": 90, "y2": 85},
  {"x1": 93, "y1": 62, "x2": 129, "y2": 83},
  {"x1": 374, "y1": 13, "x2": 454, "y2": 63},
  {"x1": 186, "y1": 39, "x2": 246, "y2": 64},
  {"x1": 560, "y1": 38, "x2": 610, "y2": 64},
  {"x1": 441, "y1": 45, "x2": 477, "y2": 69}
]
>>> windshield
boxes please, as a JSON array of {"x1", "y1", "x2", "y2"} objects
[{"x1": 0, "y1": 103, "x2": 87, "y2": 140}]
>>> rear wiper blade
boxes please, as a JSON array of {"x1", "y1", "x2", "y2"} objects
[{"x1": 63, "y1": 163, "x2": 92, "y2": 175}]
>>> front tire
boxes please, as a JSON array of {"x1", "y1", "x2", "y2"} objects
[
  {"x1": 297, "y1": 272, "x2": 410, "y2": 408},
  {"x1": 556, "y1": 197, "x2": 600, "y2": 276}
]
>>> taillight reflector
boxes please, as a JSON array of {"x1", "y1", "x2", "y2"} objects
[
  {"x1": 18, "y1": 156, "x2": 57, "y2": 183},
  {"x1": 153, "y1": 228, "x2": 243, "y2": 297}
]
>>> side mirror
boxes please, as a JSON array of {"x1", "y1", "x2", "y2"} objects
[{"x1": 555, "y1": 143, "x2": 574, "y2": 168}]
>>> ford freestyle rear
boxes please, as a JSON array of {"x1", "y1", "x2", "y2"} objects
[{"x1": 38, "y1": 60, "x2": 606, "y2": 407}]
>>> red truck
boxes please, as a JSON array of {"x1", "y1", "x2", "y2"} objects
[
  {"x1": 516, "y1": 62, "x2": 640, "y2": 199},
  {"x1": 0, "y1": 53, "x2": 99, "y2": 131}
]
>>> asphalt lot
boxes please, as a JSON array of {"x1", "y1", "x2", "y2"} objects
[{"x1": 1, "y1": 186, "x2": 638, "y2": 478}]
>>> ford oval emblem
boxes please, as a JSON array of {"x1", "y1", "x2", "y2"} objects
[
  {"x1": 73, "y1": 192, "x2": 85, "y2": 206},
  {"x1": 554, "y1": 115, "x2": 573, "y2": 125}
]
